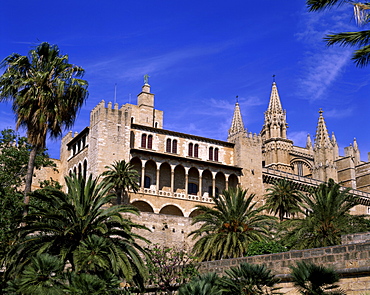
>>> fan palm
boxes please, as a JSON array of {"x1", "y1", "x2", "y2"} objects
[
  {"x1": 282, "y1": 179, "x2": 356, "y2": 249},
  {"x1": 0, "y1": 42, "x2": 88, "y2": 203},
  {"x1": 102, "y1": 160, "x2": 140, "y2": 205},
  {"x1": 178, "y1": 272, "x2": 223, "y2": 295},
  {"x1": 307, "y1": 0, "x2": 370, "y2": 67},
  {"x1": 189, "y1": 187, "x2": 275, "y2": 261},
  {"x1": 220, "y1": 262, "x2": 281, "y2": 295},
  {"x1": 265, "y1": 178, "x2": 303, "y2": 221},
  {"x1": 4, "y1": 174, "x2": 149, "y2": 288},
  {"x1": 6, "y1": 253, "x2": 65, "y2": 295},
  {"x1": 290, "y1": 261, "x2": 345, "y2": 295}
]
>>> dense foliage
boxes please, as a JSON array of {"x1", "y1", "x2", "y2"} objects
[
  {"x1": 189, "y1": 187, "x2": 275, "y2": 261},
  {"x1": 290, "y1": 261, "x2": 345, "y2": 295},
  {"x1": 265, "y1": 178, "x2": 303, "y2": 221},
  {"x1": 3, "y1": 174, "x2": 149, "y2": 292},
  {"x1": 0, "y1": 42, "x2": 88, "y2": 200},
  {"x1": 280, "y1": 179, "x2": 357, "y2": 249}
]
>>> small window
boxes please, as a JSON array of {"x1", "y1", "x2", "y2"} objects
[
  {"x1": 188, "y1": 143, "x2": 193, "y2": 157},
  {"x1": 209, "y1": 147, "x2": 214, "y2": 161},
  {"x1": 188, "y1": 183, "x2": 198, "y2": 195},
  {"x1": 131, "y1": 117, "x2": 134, "y2": 124},
  {"x1": 214, "y1": 148, "x2": 219, "y2": 162},
  {"x1": 148, "y1": 135, "x2": 153, "y2": 149},
  {"x1": 194, "y1": 144, "x2": 199, "y2": 158},
  {"x1": 144, "y1": 176, "x2": 151, "y2": 188},
  {"x1": 166, "y1": 139, "x2": 171, "y2": 153},
  {"x1": 155, "y1": 122, "x2": 158, "y2": 128},
  {"x1": 141, "y1": 134, "x2": 147, "y2": 148},
  {"x1": 172, "y1": 140, "x2": 177, "y2": 154}
]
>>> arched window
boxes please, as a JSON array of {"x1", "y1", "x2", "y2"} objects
[
  {"x1": 188, "y1": 183, "x2": 198, "y2": 195},
  {"x1": 78, "y1": 163, "x2": 82, "y2": 177},
  {"x1": 209, "y1": 147, "x2": 214, "y2": 161},
  {"x1": 188, "y1": 143, "x2": 193, "y2": 157},
  {"x1": 214, "y1": 148, "x2": 219, "y2": 162},
  {"x1": 194, "y1": 144, "x2": 199, "y2": 158},
  {"x1": 166, "y1": 138, "x2": 171, "y2": 153},
  {"x1": 131, "y1": 117, "x2": 134, "y2": 124},
  {"x1": 83, "y1": 160, "x2": 87, "y2": 179},
  {"x1": 172, "y1": 140, "x2": 177, "y2": 154},
  {"x1": 148, "y1": 135, "x2": 153, "y2": 149},
  {"x1": 144, "y1": 176, "x2": 151, "y2": 188},
  {"x1": 141, "y1": 134, "x2": 147, "y2": 148},
  {"x1": 155, "y1": 122, "x2": 158, "y2": 128}
]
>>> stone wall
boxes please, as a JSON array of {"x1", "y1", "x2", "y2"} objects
[{"x1": 198, "y1": 241, "x2": 370, "y2": 294}]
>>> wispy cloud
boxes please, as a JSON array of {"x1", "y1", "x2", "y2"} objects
[
  {"x1": 324, "y1": 107, "x2": 353, "y2": 118},
  {"x1": 295, "y1": 7, "x2": 355, "y2": 101},
  {"x1": 289, "y1": 130, "x2": 309, "y2": 147}
]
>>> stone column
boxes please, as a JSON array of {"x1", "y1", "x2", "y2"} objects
[
  {"x1": 156, "y1": 168, "x2": 160, "y2": 193},
  {"x1": 198, "y1": 171, "x2": 203, "y2": 197}
]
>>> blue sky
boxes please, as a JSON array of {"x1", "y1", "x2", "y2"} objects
[{"x1": 1, "y1": 1, "x2": 369, "y2": 161}]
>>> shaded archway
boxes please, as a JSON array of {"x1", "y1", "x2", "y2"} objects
[
  {"x1": 174, "y1": 165, "x2": 185, "y2": 193},
  {"x1": 228, "y1": 174, "x2": 238, "y2": 190},
  {"x1": 131, "y1": 201, "x2": 154, "y2": 213},
  {"x1": 145, "y1": 160, "x2": 157, "y2": 189},
  {"x1": 189, "y1": 209, "x2": 202, "y2": 218},
  {"x1": 159, "y1": 205, "x2": 184, "y2": 216},
  {"x1": 202, "y1": 169, "x2": 213, "y2": 197},
  {"x1": 188, "y1": 167, "x2": 199, "y2": 195},
  {"x1": 215, "y1": 172, "x2": 226, "y2": 194},
  {"x1": 159, "y1": 162, "x2": 171, "y2": 191}
]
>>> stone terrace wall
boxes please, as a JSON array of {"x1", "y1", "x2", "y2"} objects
[
  {"x1": 342, "y1": 232, "x2": 370, "y2": 245},
  {"x1": 198, "y1": 241, "x2": 370, "y2": 294}
]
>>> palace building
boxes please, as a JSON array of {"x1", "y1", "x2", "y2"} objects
[{"x1": 40, "y1": 79, "x2": 370, "y2": 246}]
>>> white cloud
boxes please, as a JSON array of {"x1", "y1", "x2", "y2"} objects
[{"x1": 289, "y1": 130, "x2": 309, "y2": 147}]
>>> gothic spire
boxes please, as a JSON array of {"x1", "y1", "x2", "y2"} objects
[
  {"x1": 314, "y1": 109, "x2": 332, "y2": 149},
  {"x1": 228, "y1": 101, "x2": 246, "y2": 137},
  {"x1": 261, "y1": 81, "x2": 287, "y2": 139},
  {"x1": 267, "y1": 82, "x2": 283, "y2": 113}
]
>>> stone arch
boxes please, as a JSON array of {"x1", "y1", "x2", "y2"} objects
[
  {"x1": 291, "y1": 158, "x2": 312, "y2": 177},
  {"x1": 188, "y1": 167, "x2": 199, "y2": 195},
  {"x1": 228, "y1": 173, "x2": 238, "y2": 189},
  {"x1": 145, "y1": 160, "x2": 157, "y2": 189},
  {"x1": 159, "y1": 162, "x2": 171, "y2": 191},
  {"x1": 174, "y1": 165, "x2": 185, "y2": 193},
  {"x1": 83, "y1": 159, "x2": 87, "y2": 179},
  {"x1": 189, "y1": 208, "x2": 202, "y2": 218},
  {"x1": 131, "y1": 200, "x2": 154, "y2": 213},
  {"x1": 215, "y1": 172, "x2": 226, "y2": 194},
  {"x1": 202, "y1": 169, "x2": 213, "y2": 197},
  {"x1": 159, "y1": 204, "x2": 184, "y2": 216}
]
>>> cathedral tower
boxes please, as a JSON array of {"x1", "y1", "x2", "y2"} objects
[
  {"x1": 312, "y1": 109, "x2": 339, "y2": 182},
  {"x1": 228, "y1": 101, "x2": 264, "y2": 199},
  {"x1": 260, "y1": 82, "x2": 293, "y2": 172}
]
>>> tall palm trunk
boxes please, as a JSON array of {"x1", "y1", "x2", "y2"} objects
[{"x1": 23, "y1": 145, "x2": 38, "y2": 206}]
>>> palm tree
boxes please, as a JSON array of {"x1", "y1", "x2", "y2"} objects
[
  {"x1": 189, "y1": 187, "x2": 275, "y2": 261},
  {"x1": 282, "y1": 179, "x2": 356, "y2": 249},
  {"x1": 102, "y1": 160, "x2": 140, "y2": 205},
  {"x1": 0, "y1": 42, "x2": 88, "y2": 204},
  {"x1": 290, "y1": 261, "x2": 345, "y2": 295},
  {"x1": 4, "y1": 174, "x2": 149, "y2": 289},
  {"x1": 178, "y1": 272, "x2": 223, "y2": 295},
  {"x1": 220, "y1": 262, "x2": 281, "y2": 295},
  {"x1": 265, "y1": 178, "x2": 303, "y2": 221},
  {"x1": 307, "y1": 0, "x2": 370, "y2": 67}
]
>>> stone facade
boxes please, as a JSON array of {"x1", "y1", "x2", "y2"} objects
[{"x1": 35, "y1": 79, "x2": 370, "y2": 246}]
